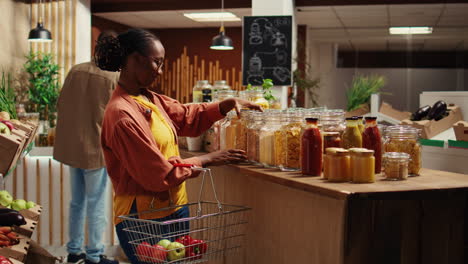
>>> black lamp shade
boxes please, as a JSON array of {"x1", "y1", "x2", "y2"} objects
[
  {"x1": 28, "y1": 22, "x2": 52, "y2": 42},
  {"x1": 210, "y1": 31, "x2": 234, "y2": 50}
]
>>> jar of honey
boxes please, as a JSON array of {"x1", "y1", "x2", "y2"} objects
[
  {"x1": 327, "y1": 148, "x2": 351, "y2": 182},
  {"x1": 349, "y1": 148, "x2": 375, "y2": 183},
  {"x1": 323, "y1": 147, "x2": 342, "y2": 180}
]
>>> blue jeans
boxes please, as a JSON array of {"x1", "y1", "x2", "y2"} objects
[
  {"x1": 67, "y1": 167, "x2": 108, "y2": 263},
  {"x1": 115, "y1": 202, "x2": 190, "y2": 264}
]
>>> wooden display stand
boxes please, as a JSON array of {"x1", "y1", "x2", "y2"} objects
[{"x1": 0, "y1": 205, "x2": 43, "y2": 263}]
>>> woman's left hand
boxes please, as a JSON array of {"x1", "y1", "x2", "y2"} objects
[{"x1": 219, "y1": 98, "x2": 263, "y2": 117}]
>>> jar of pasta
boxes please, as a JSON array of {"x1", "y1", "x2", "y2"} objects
[
  {"x1": 349, "y1": 148, "x2": 375, "y2": 183},
  {"x1": 246, "y1": 112, "x2": 264, "y2": 164},
  {"x1": 214, "y1": 89, "x2": 237, "y2": 102},
  {"x1": 259, "y1": 110, "x2": 282, "y2": 168},
  {"x1": 383, "y1": 126, "x2": 421, "y2": 176},
  {"x1": 281, "y1": 111, "x2": 305, "y2": 171},
  {"x1": 383, "y1": 152, "x2": 410, "y2": 180},
  {"x1": 220, "y1": 111, "x2": 238, "y2": 150},
  {"x1": 274, "y1": 111, "x2": 288, "y2": 168}
]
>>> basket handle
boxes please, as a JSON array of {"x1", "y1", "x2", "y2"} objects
[{"x1": 173, "y1": 164, "x2": 223, "y2": 216}]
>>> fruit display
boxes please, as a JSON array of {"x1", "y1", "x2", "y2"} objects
[
  {"x1": 0, "y1": 191, "x2": 35, "y2": 211},
  {"x1": 0, "y1": 227, "x2": 20, "y2": 247}
]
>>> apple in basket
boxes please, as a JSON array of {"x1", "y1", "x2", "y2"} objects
[{"x1": 167, "y1": 241, "x2": 186, "y2": 261}]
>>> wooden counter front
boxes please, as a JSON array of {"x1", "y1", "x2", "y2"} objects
[{"x1": 181, "y1": 150, "x2": 468, "y2": 264}]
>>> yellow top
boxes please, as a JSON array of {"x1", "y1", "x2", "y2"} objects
[{"x1": 113, "y1": 95, "x2": 188, "y2": 224}]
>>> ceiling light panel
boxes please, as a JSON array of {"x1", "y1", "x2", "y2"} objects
[{"x1": 184, "y1": 12, "x2": 241, "y2": 22}]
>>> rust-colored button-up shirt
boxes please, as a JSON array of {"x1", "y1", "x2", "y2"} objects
[{"x1": 101, "y1": 85, "x2": 224, "y2": 200}]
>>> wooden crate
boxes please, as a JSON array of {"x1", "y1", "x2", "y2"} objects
[
  {"x1": 0, "y1": 134, "x2": 22, "y2": 176},
  {"x1": 453, "y1": 121, "x2": 468, "y2": 141},
  {"x1": 13, "y1": 218, "x2": 37, "y2": 238},
  {"x1": 0, "y1": 234, "x2": 31, "y2": 262}
]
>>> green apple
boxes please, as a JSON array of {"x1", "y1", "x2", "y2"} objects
[
  {"x1": 0, "y1": 190, "x2": 13, "y2": 207},
  {"x1": 167, "y1": 242, "x2": 185, "y2": 261},
  {"x1": 0, "y1": 122, "x2": 10, "y2": 135},
  {"x1": 157, "y1": 239, "x2": 171, "y2": 249},
  {"x1": 11, "y1": 199, "x2": 27, "y2": 210},
  {"x1": 26, "y1": 201, "x2": 36, "y2": 209}
]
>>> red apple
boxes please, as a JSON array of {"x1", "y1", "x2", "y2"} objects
[
  {"x1": 151, "y1": 244, "x2": 168, "y2": 263},
  {"x1": 136, "y1": 242, "x2": 153, "y2": 262}
]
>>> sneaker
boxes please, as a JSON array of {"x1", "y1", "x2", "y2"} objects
[
  {"x1": 84, "y1": 255, "x2": 119, "y2": 264},
  {"x1": 67, "y1": 253, "x2": 86, "y2": 264}
]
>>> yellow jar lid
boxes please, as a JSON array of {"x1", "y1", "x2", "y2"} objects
[
  {"x1": 325, "y1": 147, "x2": 342, "y2": 154},
  {"x1": 349, "y1": 148, "x2": 374, "y2": 156},
  {"x1": 330, "y1": 148, "x2": 349, "y2": 156}
]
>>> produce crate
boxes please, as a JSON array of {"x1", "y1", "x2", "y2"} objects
[
  {"x1": 8, "y1": 258, "x2": 23, "y2": 264},
  {"x1": 0, "y1": 234, "x2": 31, "y2": 262},
  {"x1": 401, "y1": 105, "x2": 463, "y2": 139},
  {"x1": 453, "y1": 121, "x2": 468, "y2": 141},
  {"x1": 19, "y1": 205, "x2": 42, "y2": 222},
  {"x1": 13, "y1": 218, "x2": 37, "y2": 238},
  {"x1": 0, "y1": 134, "x2": 23, "y2": 176}
]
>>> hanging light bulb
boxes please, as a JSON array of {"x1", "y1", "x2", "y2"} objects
[
  {"x1": 210, "y1": 0, "x2": 233, "y2": 50},
  {"x1": 28, "y1": 0, "x2": 52, "y2": 42}
]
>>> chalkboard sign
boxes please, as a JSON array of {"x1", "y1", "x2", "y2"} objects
[{"x1": 242, "y1": 16, "x2": 292, "y2": 86}]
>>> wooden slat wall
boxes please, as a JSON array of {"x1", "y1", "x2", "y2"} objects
[
  {"x1": 152, "y1": 46, "x2": 244, "y2": 103},
  {"x1": 30, "y1": 0, "x2": 77, "y2": 84}
]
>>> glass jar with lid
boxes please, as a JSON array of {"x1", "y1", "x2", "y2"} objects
[
  {"x1": 383, "y1": 152, "x2": 410, "y2": 180},
  {"x1": 362, "y1": 117, "x2": 382, "y2": 174},
  {"x1": 356, "y1": 116, "x2": 364, "y2": 134},
  {"x1": 323, "y1": 147, "x2": 341, "y2": 180},
  {"x1": 281, "y1": 111, "x2": 306, "y2": 171},
  {"x1": 220, "y1": 111, "x2": 237, "y2": 150},
  {"x1": 192, "y1": 80, "x2": 212, "y2": 103},
  {"x1": 383, "y1": 126, "x2": 421, "y2": 176},
  {"x1": 323, "y1": 132, "x2": 342, "y2": 153},
  {"x1": 259, "y1": 110, "x2": 282, "y2": 168},
  {"x1": 235, "y1": 110, "x2": 251, "y2": 151},
  {"x1": 349, "y1": 148, "x2": 375, "y2": 183},
  {"x1": 250, "y1": 89, "x2": 269, "y2": 109},
  {"x1": 246, "y1": 112, "x2": 264, "y2": 164},
  {"x1": 274, "y1": 111, "x2": 288, "y2": 167},
  {"x1": 214, "y1": 89, "x2": 237, "y2": 102},
  {"x1": 213, "y1": 80, "x2": 231, "y2": 92},
  {"x1": 320, "y1": 109, "x2": 346, "y2": 135},
  {"x1": 327, "y1": 148, "x2": 351, "y2": 182}
]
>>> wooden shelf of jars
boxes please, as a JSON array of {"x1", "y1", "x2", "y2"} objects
[{"x1": 182, "y1": 150, "x2": 468, "y2": 264}]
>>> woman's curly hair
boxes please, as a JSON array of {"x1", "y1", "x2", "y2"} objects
[{"x1": 94, "y1": 28, "x2": 160, "y2": 72}]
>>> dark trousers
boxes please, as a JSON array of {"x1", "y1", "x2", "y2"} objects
[{"x1": 115, "y1": 202, "x2": 190, "y2": 264}]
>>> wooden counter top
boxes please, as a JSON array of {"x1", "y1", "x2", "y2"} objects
[{"x1": 181, "y1": 150, "x2": 468, "y2": 200}]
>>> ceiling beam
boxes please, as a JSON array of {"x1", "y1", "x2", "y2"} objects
[
  {"x1": 296, "y1": 0, "x2": 468, "y2": 6},
  {"x1": 91, "y1": 0, "x2": 251, "y2": 13}
]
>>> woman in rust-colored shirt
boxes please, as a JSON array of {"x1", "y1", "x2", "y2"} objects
[{"x1": 95, "y1": 28, "x2": 260, "y2": 264}]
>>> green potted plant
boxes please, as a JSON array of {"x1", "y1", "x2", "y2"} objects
[
  {"x1": 23, "y1": 51, "x2": 60, "y2": 121},
  {"x1": 0, "y1": 71, "x2": 17, "y2": 120},
  {"x1": 346, "y1": 74, "x2": 386, "y2": 113}
]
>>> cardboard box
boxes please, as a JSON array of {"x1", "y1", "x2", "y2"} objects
[
  {"x1": 19, "y1": 205, "x2": 42, "y2": 222},
  {"x1": 0, "y1": 134, "x2": 22, "y2": 176},
  {"x1": 401, "y1": 106, "x2": 464, "y2": 139},
  {"x1": 0, "y1": 234, "x2": 30, "y2": 262},
  {"x1": 345, "y1": 104, "x2": 369, "y2": 118},
  {"x1": 453, "y1": 121, "x2": 468, "y2": 141},
  {"x1": 379, "y1": 102, "x2": 412, "y2": 121}
]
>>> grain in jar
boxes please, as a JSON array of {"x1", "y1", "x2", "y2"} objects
[
  {"x1": 383, "y1": 152, "x2": 410, "y2": 180},
  {"x1": 383, "y1": 126, "x2": 421, "y2": 176},
  {"x1": 327, "y1": 148, "x2": 351, "y2": 182},
  {"x1": 246, "y1": 112, "x2": 264, "y2": 164},
  {"x1": 259, "y1": 111, "x2": 282, "y2": 168},
  {"x1": 281, "y1": 111, "x2": 305, "y2": 171},
  {"x1": 225, "y1": 113, "x2": 239, "y2": 149},
  {"x1": 274, "y1": 111, "x2": 288, "y2": 168},
  {"x1": 219, "y1": 111, "x2": 235, "y2": 150},
  {"x1": 235, "y1": 110, "x2": 251, "y2": 151},
  {"x1": 349, "y1": 148, "x2": 375, "y2": 183}
]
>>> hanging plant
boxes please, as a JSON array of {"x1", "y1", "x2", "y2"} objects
[{"x1": 23, "y1": 51, "x2": 60, "y2": 120}]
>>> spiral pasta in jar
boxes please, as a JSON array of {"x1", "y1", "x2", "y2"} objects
[
  {"x1": 383, "y1": 126, "x2": 421, "y2": 176},
  {"x1": 281, "y1": 112, "x2": 305, "y2": 171}
]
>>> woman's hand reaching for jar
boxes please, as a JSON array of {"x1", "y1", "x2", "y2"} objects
[
  {"x1": 219, "y1": 98, "x2": 263, "y2": 117},
  {"x1": 197, "y1": 149, "x2": 247, "y2": 167}
]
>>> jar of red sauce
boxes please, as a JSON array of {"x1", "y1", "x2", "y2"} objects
[
  {"x1": 362, "y1": 116, "x2": 382, "y2": 173},
  {"x1": 300, "y1": 117, "x2": 323, "y2": 176},
  {"x1": 323, "y1": 132, "x2": 341, "y2": 153}
]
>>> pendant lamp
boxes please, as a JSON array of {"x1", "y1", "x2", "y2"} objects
[
  {"x1": 28, "y1": 0, "x2": 52, "y2": 42},
  {"x1": 210, "y1": 0, "x2": 233, "y2": 50}
]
